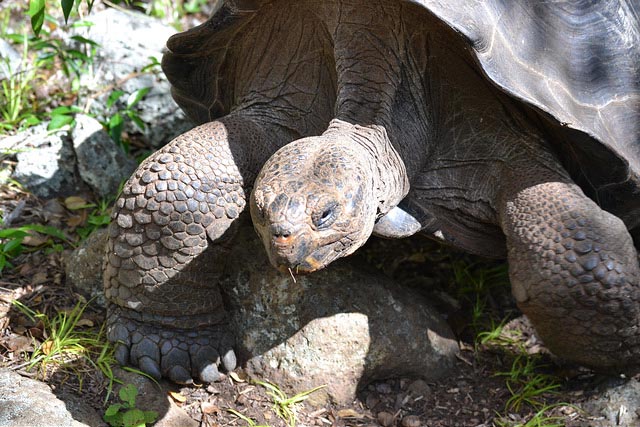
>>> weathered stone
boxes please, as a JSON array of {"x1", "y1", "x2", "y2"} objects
[
  {"x1": 581, "y1": 378, "x2": 640, "y2": 427},
  {"x1": 223, "y1": 225, "x2": 459, "y2": 406},
  {"x1": 10, "y1": 123, "x2": 86, "y2": 198},
  {"x1": 69, "y1": 223, "x2": 459, "y2": 406},
  {"x1": 0, "y1": 368, "x2": 101, "y2": 427},
  {"x1": 72, "y1": 114, "x2": 137, "y2": 198},
  {"x1": 64, "y1": 228, "x2": 109, "y2": 308}
]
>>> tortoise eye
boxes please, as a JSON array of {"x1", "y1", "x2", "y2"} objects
[{"x1": 313, "y1": 203, "x2": 338, "y2": 229}]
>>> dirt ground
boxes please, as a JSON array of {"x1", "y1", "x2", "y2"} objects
[{"x1": 0, "y1": 183, "x2": 633, "y2": 427}]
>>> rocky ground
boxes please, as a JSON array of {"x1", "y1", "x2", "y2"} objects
[{"x1": 2, "y1": 1, "x2": 640, "y2": 426}]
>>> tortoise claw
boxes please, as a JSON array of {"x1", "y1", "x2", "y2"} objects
[
  {"x1": 167, "y1": 366, "x2": 193, "y2": 385},
  {"x1": 222, "y1": 348, "x2": 237, "y2": 372},
  {"x1": 199, "y1": 363, "x2": 221, "y2": 383},
  {"x1": 114, "y1": 343, "x2": 130, "y2": 366},
  {"x1": 138, "y1": 356, "x2": 162, "y2": 380}
]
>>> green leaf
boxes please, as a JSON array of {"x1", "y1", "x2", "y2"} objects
[
  {"x1": 0, "y1": 229, "x2": 28, "y2": 239},
  {"x1": 122, "y1": 408, "x2": 145, "y2": 427},
  {"x1": 126, "y1": 87, "x2": 151, "y2": 108},
  {"x1": 106, "y1": 90, "x2": 125, "y2": 108},
  {"x1": 50, "y1": 106, "x2": 74, "y2": 115},
  {"x1": 20, "y1": 224, "x2": 69, "y2": 242},
  {"x1": 3, "y1": 238, "x2": 24, "y2": 255},
  {"x1": 61, "y1": 0, "x2": 75, "y2": 23},
  {"x1": 143, "y1": 410, "x2": 158, "y2": 424},
  {"x1": 125, "y1": 111, "x2": 146, "y2": 131},
  {"x1": 103, "y1": 411, "x2": 123, "y2": 427},
  {"x1": 23, "y1": 115, "x2": 42, "y2": 127},
  {"x1": 108, "y1": 112, "x2": 124, "y2": 142},
  {"x1": 140, "y1": 57, "x2": 160, "y2": 73},
  {"x1": 104, "y1": 404, "x2": 122, "y2": 417},
  {"x1": 70, "y1": 35, "x2": 99, "y2": 47},
  {"x1": 28, "y1": 0, "x2": 46, "y2": 35},
  {"x1": 48, "y1": 114, "x2": 74, "y2": 130},
  {"x1": 119, "y1": 384, "x2": 138, "y2": 407}
]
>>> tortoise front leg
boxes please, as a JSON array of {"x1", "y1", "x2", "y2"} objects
[
  {"x1": 104, "y1": 115, "x2": 288, "y2": 383},
  {"x1": 499, "y1": 169, "x2": 640, "y2": 371}
]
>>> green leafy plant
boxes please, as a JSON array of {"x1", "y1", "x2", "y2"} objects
[
  {"x1": 28, "y1": 0, "x2": 96, "y2": 35},
  {"x1": 0, "y1": 228, "x2": 28, "y2": 273},
  {"x1": 1, "y1": 21, "x2": 98, "y2": 133},
  {"x1": 451, "y1": 260, "x2": 510, "y2": 335},
  {"x1": 0, "y1": 224, "x2": 72, "y2": 274},
  {"x1": 103, "y1": 87, "x2": 151, "y2": 151},
  {"x1": 253, "y1": 380, "x2": 326, "y2": 427},
  {"x1": 0, "y1": 39, "x2": 41, "y2": 132},
  {"x1": 104, "y1": 384, "x2": 158, "y2": 427},
  {"x1": 68, "y1": 197, "x2": 113, "y2": 240}
]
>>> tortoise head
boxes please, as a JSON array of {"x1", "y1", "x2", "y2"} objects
[{"x1": 250, "y1": 135, "x2": 379, "y2": 273}]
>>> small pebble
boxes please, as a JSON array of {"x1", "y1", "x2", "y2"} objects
[
  {"x1": 407, "y1": 379, "x2": 431, "y2": 397},
  {"x1": 377, "y1": 411, "x2": 395, "y2": 427},
  {"x1": 376, "y1": 382, "x2": 393, "y2": 394},
  {"x1": 401, "y1": 415, "x2": 421, "y2": 427},
  {"x1": 365, "y1": 393, "x2": 380, "y2": 409}
]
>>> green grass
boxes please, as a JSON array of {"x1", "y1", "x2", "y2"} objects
[
  {"x1": 498, "y1": 354, "x2": 561, "y2": 412},
  {"x1": 13, "y1": 300, "x2": 102, "y2": 373},
  {"x1": 226, "y1": 408, "x2": 272, "y2": 427},
  {"x1": 228, "y1": 380, "x2": 326, "y2": 427}
]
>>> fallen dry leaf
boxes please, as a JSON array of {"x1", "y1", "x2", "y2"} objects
[
  {"x1": 169, "y1": 391, "x2": 187, "y2": 403},
  {"x1": 75, "y1": 318, "x2": 94, "y2": 328},
  {"x1": 41, "y1": 339, "x2": 54, "y2": 355},
  {"x1": 22, "y1": 233, "x2": 48, "y2": 247},
  {"x1": 64, "y1": 196, "x2": 90, "y2": 210},
  {"x1": 6, "y1": 335, "x2": 34, "y2": 353},
  {"x1": 229, "y1": 371, "x2": 246, "y2": 383},
  {"x1": 201, "y1": 401, "x2": 219, "y2": 415},
  {"x1": 31, "y1": 272, "x2": 48, "y2": 285},
  {"x1": 66, "y1": 214, "x2": 86, "y2": 228},
  {"x1": 337, "y1": 408, "x2": 364, "y2": 419}
]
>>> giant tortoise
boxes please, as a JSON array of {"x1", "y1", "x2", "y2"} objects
[{"x1": 104, "y1": 0, "x2": 640, "y2": 383}]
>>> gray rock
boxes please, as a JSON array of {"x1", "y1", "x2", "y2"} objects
[
  {"x1": 222, "y1": 225, "x2": 459, "y2": 406},
  {"x1": 10, "y1": 123, "x2": 86, "y2": 198},
  {"x1": 0, "y1": 368, "x2": 100, "y2": 427},
  {"x1": 7, "y1": 118, "x2": 134, "y2": 199},
  {"x1": 0, "y1": 38, "x2": 22, "y2": 80},
  {"x1": 72, "y1": 114, "x2": 137, "y2": 198},
  {"x1": 76, "y1": 8, "x2": 192, "y2": 148},
  {"x1": 65, "y1": 228, "x2": 108, "y2": 308},
  {"x1": 581, "y1": 378, "x2": 640, "y2": 426}
]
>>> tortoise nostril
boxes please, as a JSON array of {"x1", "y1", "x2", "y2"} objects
[{"x1": 270, "y1": 224, "x2": 293, "y2": 242}]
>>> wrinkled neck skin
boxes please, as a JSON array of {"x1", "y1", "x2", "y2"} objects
[
  {"x1": 323, "y1": 120, "x2": 410, "y2": 215},
  {"x1": 251, "y1": 0, "x2": 435, "y2": 272},
  {"x1": 321, "y1": 0, "x2": 435, "y2": 178}
]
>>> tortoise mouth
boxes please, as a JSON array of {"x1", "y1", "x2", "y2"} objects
[{"x1": 267, "y1": 234, "x2": 339, "y2": 274}]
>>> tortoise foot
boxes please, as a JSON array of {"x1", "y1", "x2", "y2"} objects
[{"x1": 106, "y1": 305, "x2": 236, "y2": 384}]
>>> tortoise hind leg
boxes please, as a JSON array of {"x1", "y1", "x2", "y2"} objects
[
  {"x1": 104, "y1": 115, "x2": 291, "y2": 383},
  {"x1": 499, "y1": 168, "x2": 640, "y2": 371}
]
